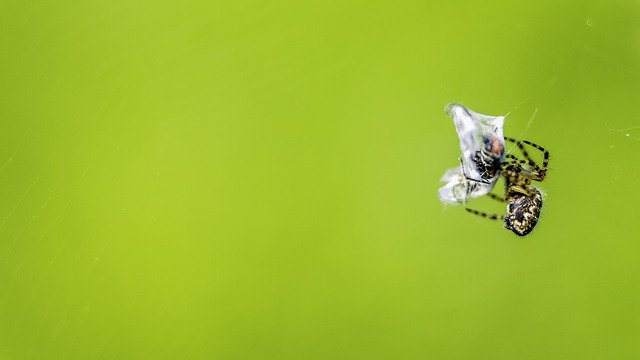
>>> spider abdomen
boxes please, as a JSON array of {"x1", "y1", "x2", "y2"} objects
[{"x1": 504, "y1": 188, "x2": 543, "y2": 236}]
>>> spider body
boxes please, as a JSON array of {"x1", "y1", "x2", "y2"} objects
[
  {"x1": 465, "y1": 137, "x2": 549, "y2": 237},
  {"x1": 504, "y1": 188, "x2": 542, "y2": 236}
]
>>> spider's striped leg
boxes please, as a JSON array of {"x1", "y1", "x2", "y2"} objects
[
  {"x1": 486, "y1": 193, "x2": 505, "y2": 203},
  {"x1": 465, "y1": 208, "x2": 504, "y2": 221},
  {"x1": 502, "y1": 154, "x2": 545, "y2": 182},
  {"x1": 500, "y1": 154, "x2": 529, "y2": 180},
  {"x1": 504, "y1": 137, "x2": 550, "y2": 178},
  {"x1": 503, "y1": 154, "x2": 529, "y2": 168},
  {"x1": 521, "y1": 139, "x2": 549, "y2": 177}
]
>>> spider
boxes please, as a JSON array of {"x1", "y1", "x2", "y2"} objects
[{"x1": 464, "y1": 137, "x2": 550, "y2": 236}]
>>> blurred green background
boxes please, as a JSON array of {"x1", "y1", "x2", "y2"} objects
[{"x1": 2, "y1": 1, "x2": 640, "y2": 359}]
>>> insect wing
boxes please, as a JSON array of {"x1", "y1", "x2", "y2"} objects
[{"x1": 438, "y1": 167, "x2": 495, "y2": 204}]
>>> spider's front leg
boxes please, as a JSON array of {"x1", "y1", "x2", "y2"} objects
[{"x1": 504, "y1": 137, "x2": 550, "y2": 180}]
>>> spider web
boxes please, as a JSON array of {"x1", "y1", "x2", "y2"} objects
[
  {"x1": 609, "y1": 125, "x2": 640, "y2": 141},
  {"x1": 2, "y1": 2, "x2": 640, "y2": 358}
]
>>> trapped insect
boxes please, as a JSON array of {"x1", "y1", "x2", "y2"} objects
[
  {"x1": 438, "y1": 104, "x2": 506, "y2": 204},
  {"x1": 465, "y1": 137, "x2": 550, "y2": 236}
]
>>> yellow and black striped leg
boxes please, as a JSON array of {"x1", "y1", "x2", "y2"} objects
[
  {"x1": 504, "y1": 153, "x2": 528, "y2": 165},
  {"x1": 486, "y1": 193, "x2": 506, "y2": 203},
  {"x1": 521, "y1": 139, "x2": 549, "y2": 177},
  {"x1": 504, "y1": 137, "x2": 550, "y2": 178},
  {"x1": 465, "y1": 208, "x2": 504, "y2": 221}
]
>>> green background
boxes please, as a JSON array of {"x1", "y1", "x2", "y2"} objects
[{"x1": 2, "y1": 1, "x2": 640, "y2": 359}]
